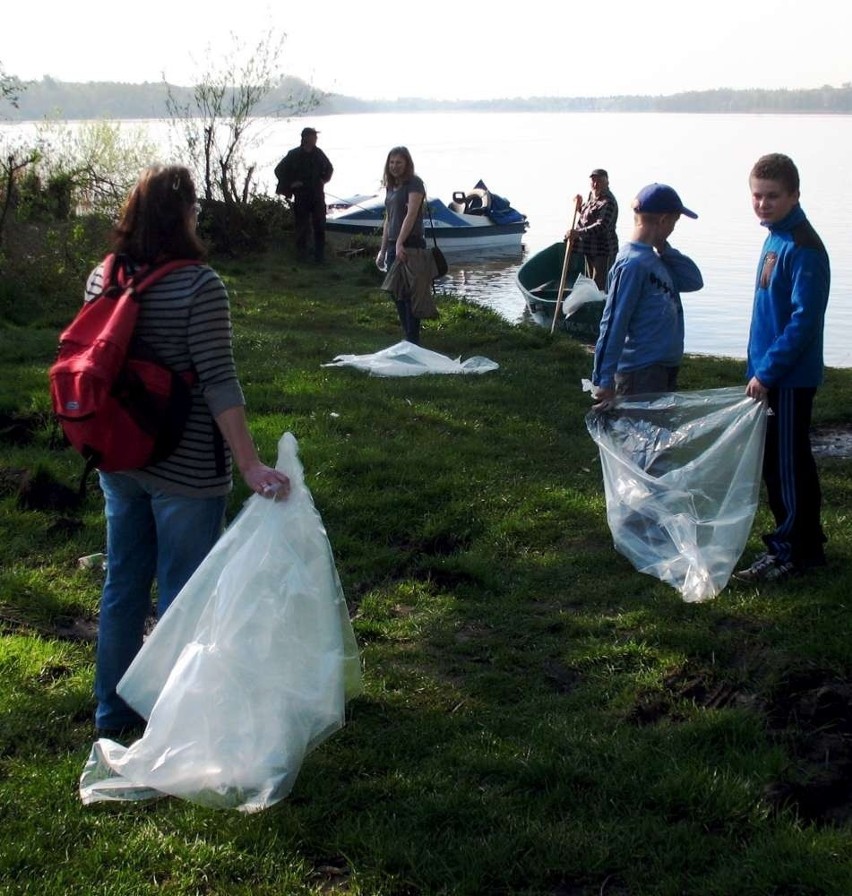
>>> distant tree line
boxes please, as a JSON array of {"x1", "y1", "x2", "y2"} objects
[
  {"x1": 3, "y1": 78, "x2": 852, "y2": 121},
  {"x1": 0, "y1": 30, "x2": 308, "y2": 311},
  {"x1": 2, "y1": 76, "x2": 318, "y2": 122},
  {"x1": 378, "y1": 84, "x2": 852, "y2": 115}
]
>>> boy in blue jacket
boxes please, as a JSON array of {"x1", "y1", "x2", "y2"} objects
[
  {"x1": 736, "y1": 154, "x2": 830, "y2": 582},
  {"x1": 591, "y1": 183, "x2": 703, "y2": 407}
]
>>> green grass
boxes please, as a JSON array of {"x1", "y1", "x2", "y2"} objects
[{"x1": 1, "y1": 250, "x2": 851, "y2": 895}]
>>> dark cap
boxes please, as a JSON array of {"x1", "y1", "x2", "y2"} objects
[
  {"x1": 301, "y1": 127, "x2": 319, "y2": 138},
  {"x1": 632, "y1": 183, "x2": 698, "y2": 219},
  {"x1": 590, "y1": 168, "x2": 608, "y2": 178}
]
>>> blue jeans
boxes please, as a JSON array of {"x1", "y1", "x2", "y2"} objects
[{"x1": 95, "y1": 472, "x2": 226, "y2": 730}]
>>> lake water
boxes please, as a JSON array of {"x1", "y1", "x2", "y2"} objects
[{"x1": 5, "y1": 111, "x2": 851, "y2": 367}]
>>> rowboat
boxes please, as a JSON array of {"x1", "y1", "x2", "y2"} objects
[
  {"x1": 516, "y1": 241, "x2": 605, "y2": 341},
  {"x1": 325, "y1": 180, "x2": 528, "y2": 253}
]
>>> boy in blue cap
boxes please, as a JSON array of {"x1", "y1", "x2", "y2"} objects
[
  {"x1": 591, "y1": 183, "x2": 703, "y2": 408},
  {"x1": 735, "y1": 153, "x2": 830, "y2": 582}
]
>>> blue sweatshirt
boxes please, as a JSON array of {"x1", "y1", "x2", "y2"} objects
[
  {"x1": 592, "y1": 241, "x2": 703, "y2": 388},
  {"x1": 746, "y1": 204, "x2": 830, "y2": 388}
]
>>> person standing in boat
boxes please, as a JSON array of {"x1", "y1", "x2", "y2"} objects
[
  {"x1": 591, "y1": 183, "x2": 703, "y2": 408},
  {"x1": 274, "y1": 127, "x2": 334, "y2": 263},
  {"x1": 567, "y1": 168, "x2": 620, "y2": 290},
  {"x1": 376, "y1": 146, "x2": 427, "y2": 345}
]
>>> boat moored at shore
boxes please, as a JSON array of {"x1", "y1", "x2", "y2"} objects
[
  {"x1": 326, "y1": 181, "x2": 528, "y2": 253},
  {"x1": 516, "y1": 241, "x2": 605, "y2": 342}
]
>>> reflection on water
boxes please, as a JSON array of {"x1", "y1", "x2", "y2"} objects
[
  {"x1": 4, "y1": 112, "x2": 850, "y2": 367},
  {"x1": 440, "y1": 245, "x2": 597, "y2": 338},
  {"x1": 440, "y1": 247, "x2": 528, "y2": 323},
  {"x1": 441, "y1": 243, "x2": 851, "y2": 370}
]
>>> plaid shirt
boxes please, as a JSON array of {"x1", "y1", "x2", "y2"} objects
[{"x1": 575, "y1": 188, "x2": 619, "y2": 257}]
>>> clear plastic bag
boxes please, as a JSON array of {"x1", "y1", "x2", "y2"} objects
[
  {"x1": 585, "y1": 387, "x2": 767, "y2": 602},
  {"x1": 562, "y1": 274, "x2": 605, "y2": 318},
  {"x1": 323, "y1": 341, "x2": 499, "y2": 377},
  {"x1": 80, "y1": 432, "x2": 362, "y2": 812}
]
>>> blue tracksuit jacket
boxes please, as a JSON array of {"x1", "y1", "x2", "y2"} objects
[{"x1": 746, "y1": 204, "x2": 830, "y2": 388}]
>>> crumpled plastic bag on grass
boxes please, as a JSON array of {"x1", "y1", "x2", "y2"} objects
[
  {"x1": 79, "y1": 432, "x2": 362, "y2": 812},
  {"x1": 585, "y1": 387, "x2": 767, "y2": 602},
  {"x1": 322, "y1": 340, "x2": 498, "y2": 377},
  {"x1": 562, "y1": 274, "x2": 605, "y2": 317}
]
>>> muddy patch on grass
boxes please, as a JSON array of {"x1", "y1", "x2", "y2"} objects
[
  {"x1": 811, "y1": 423, "x2": 852, "y2": 458},
  {"x1": 624, "y1": 662, "x2": 852, "y2": 826},
  {"x1": 0, "y1": 611, "x2": 98, "y2": 643},
  {"x1": 15, "y1": 468, "x2": 81, "y2": 512},
  {"x1": 0, "y1": 411, "x2": 45, "y2": 447},
  {"x1": 18, "y1": 475, "x2": 80, "y2": 512},
  {"x1": 309, "y1": 855, "x2": 353, "y2": 893},
  {"x1": 542, "y1": 659, "x2": 582, "y2": 695},
  {"x1": 625, "y1": 665, "x2": 758, "y2": 727},
  {"x1": 764, "y1": 670, "x2": 852, "y2": 826},
  {"x1": 53, "y1": 616, "x2": 100, "y2": 642}
]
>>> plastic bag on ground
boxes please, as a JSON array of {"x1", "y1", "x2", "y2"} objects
[
  {"x1": 322, "y1": 340, "x2": 498, "y2": 377},
  {"x1": 80, "y1": 432, "x2": 362, "y2": 812},
  {"x1": 585, "y1": 387, "x2": 767, "y2": 602}
]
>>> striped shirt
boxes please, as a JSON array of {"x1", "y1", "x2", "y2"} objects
[{"x1": 84, "y1": 260, "x2": 245, "y2": 497}]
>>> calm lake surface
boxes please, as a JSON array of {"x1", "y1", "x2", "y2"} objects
[
  {"x1": 268, "y1": 111, "x2": 851, "y2": 368},
  {"x1": 6, "y1": 111, "x2": 851, "y2": 367}
]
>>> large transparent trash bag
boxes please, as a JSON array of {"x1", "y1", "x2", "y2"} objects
[
  {"x1": 323, "y1": 341, "x2": 499, "y2": 377},
  {"x1": 585, "y1": 387, "x2": 767, "y2": 602},
  {"x1": 80, "y1": 432, "x2": 362, "y2": 812}
]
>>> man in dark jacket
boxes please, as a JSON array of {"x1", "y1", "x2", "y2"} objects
[{"x1": 275, "y1": 127, "x2": 334, "y2": 262}]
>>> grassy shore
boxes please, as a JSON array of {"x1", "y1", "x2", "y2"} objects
[{"x1": 1, "y1": 251, "x2": 851, "y2": 895}]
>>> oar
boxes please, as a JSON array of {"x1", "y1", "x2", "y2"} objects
[{"x1": 550, "y1": 195, "x2": 583, "y2": 334}]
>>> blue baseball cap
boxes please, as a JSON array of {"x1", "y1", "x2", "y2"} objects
[{"x1": 633, "y1": 183, "x2": 698, "y2": 219}]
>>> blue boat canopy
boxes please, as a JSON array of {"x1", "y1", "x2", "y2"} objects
[{"x1": 473, "y1": 179, "x2": 527, "y2": 226}]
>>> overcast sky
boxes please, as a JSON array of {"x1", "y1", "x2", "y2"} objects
[{"x1": 3, "y1": 0, "x2": 850, "y2": 101}]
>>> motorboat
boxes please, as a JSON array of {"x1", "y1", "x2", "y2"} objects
[{"x1": 325, "y1": 180, "x2": 528, "y2": 253}]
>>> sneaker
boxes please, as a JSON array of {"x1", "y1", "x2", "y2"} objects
[{"x1": 734, "y1": 553, "x2": 799, "y2": 583}]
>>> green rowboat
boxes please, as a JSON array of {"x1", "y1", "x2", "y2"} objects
[{"x1": 516, "y1": 241, "x2": 604, "y2": 342}]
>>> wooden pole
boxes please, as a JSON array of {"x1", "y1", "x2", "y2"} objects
[{"x1": 550, "y1": 194, "x2": 583, "y2": 334}]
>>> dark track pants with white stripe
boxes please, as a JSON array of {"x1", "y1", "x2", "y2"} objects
[{"x1": 762, "y1": 386, "x2": 827, "y2": 567}]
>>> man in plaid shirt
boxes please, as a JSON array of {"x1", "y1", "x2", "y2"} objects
[{"x1": 568, "y1": 168, "x2": 619, "y2": 289}]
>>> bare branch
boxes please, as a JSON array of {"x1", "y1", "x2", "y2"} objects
[{"x1": 164, "y1": 28, "x2": 318, "y2": 204}]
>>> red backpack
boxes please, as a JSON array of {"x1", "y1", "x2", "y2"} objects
[{"x1": 50, "y1": 254, "x2": 199, "y2": 481}]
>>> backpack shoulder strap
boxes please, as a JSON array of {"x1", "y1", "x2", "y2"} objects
[
  {"x1": 116, "y1": 258, "x2": 201, "y2": 297},
  {"x1": 96, "y1": 253, "x2": 126, "y2": 295},
  {"x1": 100, "y1": 253, "x2": 118, "y2": 283}
]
